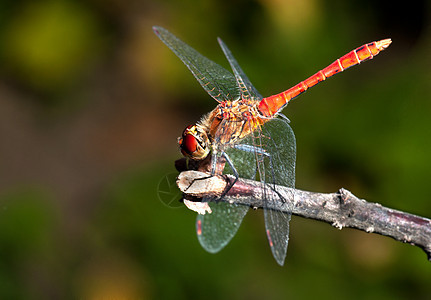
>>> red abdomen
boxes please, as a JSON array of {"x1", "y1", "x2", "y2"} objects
[{"x1": 258, "y1": 39, "x2": 392, "y2": 117}]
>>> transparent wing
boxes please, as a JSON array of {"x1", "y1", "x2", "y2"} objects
[
  {"x1": 196, "y1": 130, "x2": 257, "y2": 252},
  {"x1": 196, "y1": 201, "x2": 249, "y2": 253},
  {"x1": 154, "y1": 27, "x2": 252, "y2": 253},
  {"x1": 194, "y1": 38, "x2": 268, "y2": 253},
  {"x1": 217, "y1": 38, "x2": 263, "y2": 100},
  {"x1": 224, "y1": 115, "x2": 295, "y2": 265},
  {"x1": 260, "y1": 115, "x2": 296, "y2": 266},
  {"x1": 153, "y1": 26, "x2": 239, "y2": 102}
]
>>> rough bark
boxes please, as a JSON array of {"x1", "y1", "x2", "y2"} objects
[{"x1": 177, "y1": 170, "x2": 431, "y2": 261}]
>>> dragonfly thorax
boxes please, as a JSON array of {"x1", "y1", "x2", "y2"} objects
[
  {"x1": 207, "y1": 100, "x2": 266, "y2": 146},
  {"x1": 178, "y1": 124, "x2": 210, "y2": 160}
]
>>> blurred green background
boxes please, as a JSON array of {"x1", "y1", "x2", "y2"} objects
[{"x1": 0, "y1": 0, "x2": 430, "y2": 298}]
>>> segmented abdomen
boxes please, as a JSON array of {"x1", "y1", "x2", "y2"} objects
[{"x1": 258, "y1": 39, "x2": 391, "y2": 117}]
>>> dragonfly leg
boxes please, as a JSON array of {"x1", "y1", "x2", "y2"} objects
[
  {"x1": 234, "y1": 143, "x2": 287, "y2": 204},
  {"x1": 212, "y1": 151, "x2": 240, "y2": 202}
]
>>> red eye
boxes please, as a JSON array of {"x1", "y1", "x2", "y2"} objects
[
  {"x1": 178, "y1": 124, "x2": 209, "y2": 160},
  {"x1": 180, "y1": 133, "x2": 198, "y2": 155}
]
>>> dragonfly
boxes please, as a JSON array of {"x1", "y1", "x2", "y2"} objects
[{"x1": 153, "y1": 26, "x2": 391, "y2": 265}]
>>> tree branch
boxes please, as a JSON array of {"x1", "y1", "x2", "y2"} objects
[{"x1": 177, "y1": 170, "x2": 431, "y2": 261}]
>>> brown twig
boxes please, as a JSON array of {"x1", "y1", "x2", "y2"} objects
[{"x1": 177, "y1": 170, "x2": 431, "y2": 261}]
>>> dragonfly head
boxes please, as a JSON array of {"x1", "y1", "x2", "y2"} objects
[{"x1": 178, "y1": 124, "x2": 210, "y2": 160}]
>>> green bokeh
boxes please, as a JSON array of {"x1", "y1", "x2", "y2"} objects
[{"x1": 0, "y1": 0, "x2": 429, "y2": 298}]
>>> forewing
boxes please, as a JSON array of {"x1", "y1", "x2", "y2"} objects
[
  {"x1": 260, "y1": 116, "x2": 296, "y2": 266},
  {"x1": 217, "y1": 38, "x2": 263, "y2": 101},
  {"x1": 153, "y1": 26, "x2": 239, "y2": 102}
]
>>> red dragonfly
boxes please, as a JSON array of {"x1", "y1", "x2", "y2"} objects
[{"x1": 154, "y1": 26, "x2": 391, "y2": 265}]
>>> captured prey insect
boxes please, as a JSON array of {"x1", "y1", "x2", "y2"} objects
[{"x1": 154, "y1": 26, "x2": 391, "y2": 265}]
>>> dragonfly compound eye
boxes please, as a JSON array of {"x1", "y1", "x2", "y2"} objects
[{"x1": 179, "y1": 125, "x2": 210, "y2": 160}]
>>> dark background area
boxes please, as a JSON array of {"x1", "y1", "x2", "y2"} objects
[{"x1": 0, "y1": 0, "x2": 430, "y2": 298}]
